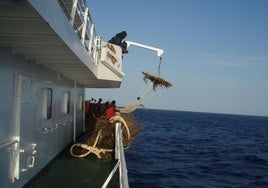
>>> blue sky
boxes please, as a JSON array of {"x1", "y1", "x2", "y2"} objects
[{"x1": 86, "y1": 0, "x2": 268, "y2": 117}]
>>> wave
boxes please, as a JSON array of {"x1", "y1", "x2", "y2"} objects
[{"x1": 127, "y1": 109, "x2": 268, "y2": 187}]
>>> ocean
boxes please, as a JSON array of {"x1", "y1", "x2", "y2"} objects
[{"x1": 126, "y1": 109, "x2": 268, "y2": 188}]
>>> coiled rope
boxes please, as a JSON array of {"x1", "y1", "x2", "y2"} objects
[{"x1": 70, "y1": 116, "x2": 130, "y2": 158}]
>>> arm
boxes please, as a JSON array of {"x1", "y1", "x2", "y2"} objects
[{"x1": 125, "y1": 41, "x2": 164, "y2": 57}]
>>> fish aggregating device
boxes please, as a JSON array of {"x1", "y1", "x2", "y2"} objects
[{"x1": 122, "y1": 40, "x2": 172, "y2": 108}]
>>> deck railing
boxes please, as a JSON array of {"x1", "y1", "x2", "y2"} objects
[
  {"x1": 102, "y1": 123, "x2": 129, "y2": 188},
  {"x1": 58, "y1": 0, "x2": 98, "y2": 62},
  {"x1": 58, "y1": 0, "x2": 124, "y2": 72},
  {"x1": 0, "y1": 140, "x2": 18, "y2": 149}
]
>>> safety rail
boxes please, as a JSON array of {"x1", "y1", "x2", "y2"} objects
[
  {"x1": 57, "y1": 0, "x2": 124, "y2": 71},
  {"x1": 102, "y1": 123, "x2": 129, "y2": 188},
  {"x1": 58, "y1": 0, "x2": 99, "y2": 62},
  {"x1": 0, "y1": 140, "x2": 18, "y2": 149}
]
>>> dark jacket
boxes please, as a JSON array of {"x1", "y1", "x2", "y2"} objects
[{"x1": 108, "y1": 31, "x2": 127, "y2": 45}]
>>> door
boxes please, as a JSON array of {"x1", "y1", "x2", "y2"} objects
[
  {"x1": 19, "y1": 75, "x2": 38, "y2": 174},
  {"x1": 12, "y1": 74, "x2": 38, "y2": 181}
]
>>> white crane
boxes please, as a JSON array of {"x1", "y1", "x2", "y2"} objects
[{"x1": 125, "y1": 41, "x2": 164, "y2": 57}]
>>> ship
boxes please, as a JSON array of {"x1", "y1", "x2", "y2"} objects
[{"x1": 0, "y1": 0, "x2": 164, "y2": 187}]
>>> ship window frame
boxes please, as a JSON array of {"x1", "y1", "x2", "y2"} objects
[
  {"x1": 62, "y1": 91, "x2": 71, "y2": 114},
  {"x1": 42, "y1": 88, "x2": 53, "y2": 119}
]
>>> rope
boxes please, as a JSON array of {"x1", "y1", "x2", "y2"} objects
[
  {"x1": 137, "y1": 80, "x2": 147, "y2": 99},
  {"x1": 158, "y1": 56, "x2": 162, "y2": 76},
  {"x1": 143, "y1": 89, "x2": 156, "y2": 104},
  {"x1": 70, "y1": 144, "x2": 113, "y2": 159},
  {"x1": 70, "y1": 116, "x2": 131, "y2": 158},
  {"x1": 108, "y1": 116, "x2": 130, "y2": 140},
  {"x1": 125, "y1": 56, "x2": 163, "y2": 109},
  {"x1": 139, "y1": 82, "x2": 153, "y2": 99},
  {"x1": 119, "y1": 104, "x2": 142, "y2": 113},
  {"x1": 139, "y1": 57, "x2": 162, "y2": 100},
  {"x1": 70, "y1": 129, "x2": 113, "y2": 158}
]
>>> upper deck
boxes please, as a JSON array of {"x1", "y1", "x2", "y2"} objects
[{"x1": 0, "y1": 0, "x2": 125, "y2": 88}]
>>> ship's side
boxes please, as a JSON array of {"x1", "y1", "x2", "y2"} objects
[{"x1": 0, "y1": 0, "x2": 125, "y2": 187}]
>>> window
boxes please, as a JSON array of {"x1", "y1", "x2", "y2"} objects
[
  {"x1": 42, "y1": 88, "x2": 53, "y2": 119},
  {"x1": 62, "y1": 91, "x2": 70, "y2": 114},
  {"x1": 78, "y1": 94, "x2": 83, "y2": 111}
]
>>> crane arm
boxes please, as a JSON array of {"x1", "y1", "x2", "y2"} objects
[{"x1": 125, "y1": 41, "x2": 164, "y2": 57}]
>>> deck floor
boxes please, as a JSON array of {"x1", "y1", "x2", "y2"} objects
[{"x1": 24, "y1": 144, "x2": 119, "y2": 188}]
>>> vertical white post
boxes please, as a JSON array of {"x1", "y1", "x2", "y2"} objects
[
  {"x1": 11, "y1": 74, "x2": 22, "y2": 182},
  {"x1": 70, "y1": 0, "x2": 78, "y2": 26},
  {"x1": 82, "y1": 87, "x2": 85, "y2": 132},
  {"x1": 88, "y1": 24, "x2": 94, "y2": 53},
  {"x1": 115, "y1": 123, "x2": 129, "y2": 188},
  {"x1": 81, "y1": 7, "x2": 88, "y2": 44},
  {"x1": 115, "y1": 123, "x2": 120, "y2": 160},
  {"x1": 73, "y1": 81, "x2": 77, "y2": 143}
]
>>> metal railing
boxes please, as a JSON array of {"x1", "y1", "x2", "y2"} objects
[
  {"x1": 102, "y1": 123, "x2": 129, "y2": 188},
  {"x1": 58, "y1": 0, "x2": 124, "y2": 71},
  {"x1": 58, "y1": 0, "x2": 98, "y2": 62},
  {"x1": 0, "y1": 140, "x2": 18, "y2": 149}
]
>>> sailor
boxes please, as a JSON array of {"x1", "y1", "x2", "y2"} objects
[
  {"x1": 105, "y1": 100, "x2": 118, "y2": 120},
  {"x1": 108, "y1": 31, "x2": 128, "y2": 54},
  {"x1": 96, "y1": 98, "x2": 103, "y2": 116}
]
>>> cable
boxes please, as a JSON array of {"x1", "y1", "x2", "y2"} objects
[{"x1": 158, "y1": 56, "x2": 162, "y2": 76}]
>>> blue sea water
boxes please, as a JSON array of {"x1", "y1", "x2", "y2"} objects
[{"x1": 126, "y1": 109, "x2": 268, "y2": 188}]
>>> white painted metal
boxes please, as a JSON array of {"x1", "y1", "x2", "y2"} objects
[
  {"x1": 73, "y1": 80, "x2": 77, "y2": 143},
  {"x1": 70, "y1": 0, "x2": 78, "y2": 26},
  {"x1": 0, "y1": 140, "x2": 18, "y2": 149},
  {"x1": 81, "y1": 7, "x2": 88, "y2": 44},
  {"x1": 89, "y1": 24, "x2": 95, "y2": 54},
  {"x1": 0, "y1": 0, "x2": 125, "y2": 88},
  {"x1": 102, "y1": 123, "x2": 129, "y2": 188},
  {"x1": 102, "y1": 161, "x2": 120, "y2": 188},
  {"x1": 11, "y1": 74, "x2": 22, "y2": 182},
  {"x1": 0, "y1": 0, "x2": 130, "y2": 187},
  {"x1": 100, "y1": 42, "x2": 125, "y2": 78},
  {"x1": 116, "y1": 123, "x2": 129, "y2": 188},
  {"x1": 0, "y1": 46, "x2": 85, "y2": 187},
  {"x1": 126, "y1": 40, "x2": 164, "y2": 57},
  {"x1": 82, "y1": 88, "x2": 86, "y2": 132}
]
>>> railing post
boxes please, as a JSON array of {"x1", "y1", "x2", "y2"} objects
[
  {"x1": 82, "y1": 88, "x2": 85, "y2": 132},
  {"x1": 117, "y1": 123, "x2": 129, "y2": 188},
  {"x1": 0, "y1": 140, "x2": 18, "y2": 149},
  {"x1": 11, "y1": 74, "x2": 22, "y2": 182},
  {"x1": 70, "y1": 0, "x2": 78, "y2": 26},
  {"x1": 73, "y1": 80, "x2": 77, "y2": 143},
  {"x1": 115, "y1": 123, "x2": 120, "y2": 160},
  {"x1": 102, "y1": 123, "x2": 129, "y2": 188},
  {"x1": 81, "y1": 7, "x2": 88, "y2": 44},
  {"x1": 88, "y1": 24, "x2": 94, "y2": 53}
]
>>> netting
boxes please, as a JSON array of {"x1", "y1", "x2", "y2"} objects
[
  {"x1": 119, "y1": 104, "x2": 145, "y2": 114},
  {"x1": 142, "y1": 71, "x2": 172, "y2": 91},
  {"x1": 70, "y1": 113, "x2": 143, "y2": 160},
  {"x1": 70, "y1": 57, "x2": 172, "y2": 160}
]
